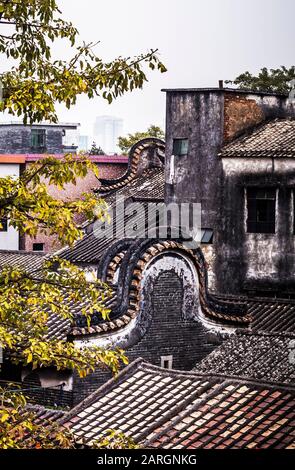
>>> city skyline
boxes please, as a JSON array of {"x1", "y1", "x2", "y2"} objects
[
  {"x1": 52, "y1": 0, "x2": 295, "y2": 137},
  {"x1": 1, "y1": 0, "x2": 295, "y2": 138}
]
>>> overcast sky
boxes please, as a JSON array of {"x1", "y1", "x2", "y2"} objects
[{"x1": 2, "y1": 0, "x2": 295, "y2": 137}]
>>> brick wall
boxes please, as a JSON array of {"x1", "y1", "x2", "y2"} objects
[
  {"x1": 22, "y1": 162, "x2": 127, "y2": 252},
  {"x1": 223, "y1": 93, "x2": 265, "y2": 142},
  {"x1": 72, "y1": 270, "x2": 222, "y2": 405}
]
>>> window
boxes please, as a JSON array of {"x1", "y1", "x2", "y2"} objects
[
  {"x1": 247, "y1": 188, "x2": 276, "y2": 234},
  {"x1": 201, "y1": 228, "x2": 214, "y2": 244},
  {"x1": 33, "y1": 243, "x2": 44, "y2": 252},
  {"x1": 31, "y1": 129, "x2": 46, "y2": 148},
  {"x1": 173, "y1": 138, "x2": 189, "y2": 156},
  {"x1": 0, "y1": 217, "x2": 8, "y2": 232},
  {"x1": 161, "y1": 355, "x2": 173, "y2": 369}
]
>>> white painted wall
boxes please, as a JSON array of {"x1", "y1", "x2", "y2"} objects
[{"x1": 0, "y1": 163, "x2": 20, "y2": 250}]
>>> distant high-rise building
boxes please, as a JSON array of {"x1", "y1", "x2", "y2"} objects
[
  {"x1": 94, "y1": 115, "x2": 123, "y2": 154},
  {"x1": 79, "y1": 135, "x2": 89, "y2": 152}
]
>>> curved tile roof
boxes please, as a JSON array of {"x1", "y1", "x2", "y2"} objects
[
  {"x1": 95, "y1": 138, "x2": 165, "y2": 194},
  {"x1": 58, "y1": 168, "x2": 165, "y2": 264}
]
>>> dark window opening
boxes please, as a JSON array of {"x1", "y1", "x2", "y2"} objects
[
  {"x1": 0, "y1": 217, "x2": 8, "y2": 232},
  {"x1": 31, "y1": 129, "x2": 46, "y2": 149},
  {"x1": 173, "y1": 138, "x2": 189, "y2": 156},
  {"x1": 247, "y1": 188, "x2": 276, "y2": 234},
  {"x1": 201, "y1": 228, "x2": 214, "y2": 244},
  {"x1": 0, "y1": 360, "x2": 22, "y2": 382},
  {"x1": 161, "y1": 356, "x2": 173, "y2": 369},
  {"x1": 33, "y1": 243, "x2": 44, "y2": 252}
]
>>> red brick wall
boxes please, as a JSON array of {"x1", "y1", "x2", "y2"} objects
[
  {"x1": 23, "y1": 162, "x2": 127, "y2": 253},
  {"x1": 224, "y1": 93, "x2": 264, "y2": 142}
]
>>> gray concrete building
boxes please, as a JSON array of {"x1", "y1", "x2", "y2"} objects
[
  {"x1": 163, "y1": 87, "x2": 295, "y2": 296},
  {"x1": 0, "y1": 121, "x2": 79, "y2": 154}
]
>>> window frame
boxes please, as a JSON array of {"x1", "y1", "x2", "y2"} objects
[
  {"x1": 201, "y1": 228, "x2": 214, "y2": 244},
  {"x1": 32, "y1": 243, "x2": 45, "y2": 252},
  {"x1": 246, "y1": 187, "x2": 276, "y2": 234},
  {"x1": 172, "y1": 138, "x2": 189, "y2": 157},
  {"x1": 161, "y1": 355, "x2": 173, "y2": 370},
  {"x1": 31, "y1": 128, "x2": 46, "y2": 149}
]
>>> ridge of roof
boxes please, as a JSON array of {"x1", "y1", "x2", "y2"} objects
[
  {"x1": 0, "y1": 249, "x2": 45, "y2": 256},
  {"x1": 162, "y1": 87, "x2": 289, "y2": 97},
  {"x1": 95, "y1": 137, "x2": 165, "y2": 194},
  {"x1": 237, "y1": 329, "x2": 295, "y2": 339}
]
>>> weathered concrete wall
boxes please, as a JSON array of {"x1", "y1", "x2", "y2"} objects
[
  {"x1": 219, "y1": 158, "x2": 295, "y2": 293},
  {"x1": 164, "y1": 89, "x2": 295, "y2": 294},
  {"x1": 165, "y1": 91, "x2": 224, "y2": 232}
]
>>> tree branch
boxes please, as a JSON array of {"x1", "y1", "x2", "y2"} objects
[{"x1": 0, "y1": 20, "x2": 71, "y2": 32}]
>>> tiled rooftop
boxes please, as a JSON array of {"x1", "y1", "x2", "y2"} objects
[
  {"x1": 220, "y1": 119, "x2": 295, "y2": 158},
  {"x1": 61, "y1": 359, "x2": 295, "y2": 449},
  {"x1": 196, "y1": 331, "x2": 295, "y2": 385},
  {"x1": 148, "y1": 378, "x2": 295, "y2": 449},
  {"x1": 216, "y1": 293, "x2": 295, "y2": 333},
  {"x1": 62, "y1": 360, "x2": 219, "y2": 444},
  {"x1": 59, "y1": 168, "x2": 165, "y2": 264},
  {"x1": 25, "y1": 404, "x2": 65, "y2": 424},
  {"x1": 0, "y1": 250, "x2": 45, "y2": 272},
  {"x1": 44, "y1": 289, "x2": 117, "y2": 341}
]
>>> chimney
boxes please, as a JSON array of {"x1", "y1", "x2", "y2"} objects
[{"x1": 219, "y1": 80, "x2": 224, "y2": 89}]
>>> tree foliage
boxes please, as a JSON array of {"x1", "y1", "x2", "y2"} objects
[
  {"x1": 0, "y1": 385, "x2": 75, "y2": 449},
  {"x1": 226, "y1": 66, "x2": 295, "y2": 93},
  {"x1": 0, "y1": 0, "x2": 166, "y2": 448},
  {"x1": 93, "y1": 430, "x2": 140, "y2": 449},
  {"x1": 0, "y1": 0, "x2": 167, "y2": 123},
  {"x1": 118, "y1": 124, "x2": 165, "y2": 154},
  {"x1": 89, "y1": 141, "x2": 105, "y2": 155},
  {"x1": 0, "y1": 156, "x2": 128, "y2": 448},
  {"x1": 0, "y1": 155, "x2": 108, "y2": 246}
]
